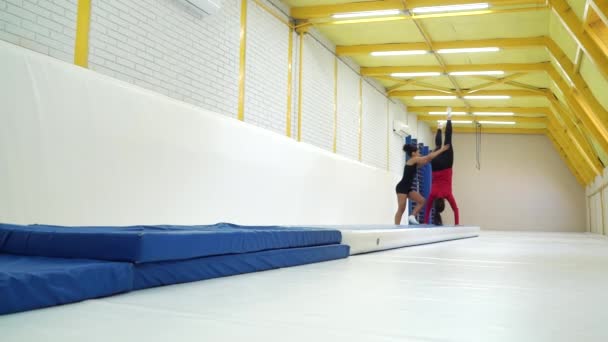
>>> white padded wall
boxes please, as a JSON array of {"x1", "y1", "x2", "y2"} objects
[
  {"x1": 601, "y1": 187, "x2": 608, "y2": 235},
  {"x1": 0, "y1": 41, "x2": 398, "y2": 226}
]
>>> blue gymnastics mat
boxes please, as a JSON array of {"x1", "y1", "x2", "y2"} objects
[
  {"x1": 0, "y1": 223, "x2": 342, "y2": 263},
  {"x1": 0, "y1": 254, "x2": 132, "y2": 315},
  {"x1": 133, "y1": 244, "x2": 350, "y2": 290}
]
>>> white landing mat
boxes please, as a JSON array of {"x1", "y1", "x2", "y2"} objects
[{"x1": 2, "y1": 231, "x2": 608, "y2": 342}]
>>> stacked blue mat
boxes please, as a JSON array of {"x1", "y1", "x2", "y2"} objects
[{"x1": 0, "y1": 223, "x2": 349, "y2": 315}]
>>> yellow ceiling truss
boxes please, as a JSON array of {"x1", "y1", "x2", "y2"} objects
[
  {"x1": 549, "y1": 0, "x2": 608, "y2": 79},
  {"x1": 390, "y1": 89, "x2": 549, "y2": 96},
  {"x1": 361, "y1": 63, "x2": 549, "y2": 75},
  {"x1": 408, "y1": 106, "x2": 551, "y2": 114},
  {"x1": 417, "y1": 115, "x2": 546, "y2": 123},
  {"x1": 590, "y1": 0, "x2": 608, "y2": 23},
  {"x1": 336, "y1": 37, "x2": 547, "y2": 56},
  {"x1": 548, "y1": 99, "x2": 603, "y2": 173},
  {"x1": 546, "y1": 129, "x2": 588, "y2": 185},
  {"x1": 288, "y1": 0, "x2": 608, "y2": 185},
  {"x1": 291, "y1": 0, "x2": 547, "y2": 19}
]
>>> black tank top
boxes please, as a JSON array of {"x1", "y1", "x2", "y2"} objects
[{"x1": 400, "y1": 163, "x2": 417, "y2": 185}]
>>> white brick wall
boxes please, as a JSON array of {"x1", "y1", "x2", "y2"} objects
[
  {"x1": 0, "y1": 0, "x2": 77, "y2": 63},
  {"x1": 362, "y1": 81, "x2": 388, "y2": 170},
  {"x1": 417, "y1": 120, "x2": 433, "y2": 147},
  {"x1": 0, "y1": 0, "x2": 413, "y2": 172},
  {"x1": 300, "y1": 33, "x2": 334, "y2": 151},
  {"x1": 87, "y1": 0, "x2": 240, "y2": 118},
  {"x1": 244, "y1": 0, "x2": 289, "y2": 134},
  {"x1": 336, "y1": 59, "x2": 359, "y2": 161}
]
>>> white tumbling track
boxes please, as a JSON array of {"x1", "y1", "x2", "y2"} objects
[
  {"x1": 2, "y1": 231, "x2": 608, "y2": 342},
  {"x1": 334, "y1": 225, "x2": 480, "y2": 254}
]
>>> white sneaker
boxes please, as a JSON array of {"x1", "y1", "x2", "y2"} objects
[
  {"x1": 438, "y1": 122, "x2": 444, "y2": 130},
  {"x1": 408, "y1": 215, "x2": 419, "y2": 225},
  {"x1": 447, "y1": 107, "x2": 452, "y2": 120}
]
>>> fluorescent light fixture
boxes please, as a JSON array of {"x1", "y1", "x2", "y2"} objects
[
  {"x1": 437, "y1": 47, "x2": 500, "y2": 54},
  {"x1": 411, "y1": 3, "x2": 489, "y2": 14},
  {"x1": 464, "y1": 95, "x2": 511, "y2": 99},
  {"x1": 414, "y1": 95, "x2": 458, "y2": 100},
  {"x1": 391, "y1": 72, "x2": 441, "y2": 77},
  {"x1": 438, "y1": 120, "x2": 473, "y2": 124},
  {"x1": 449, "y1": 71, "x2": 504, "y2": 76},
  {"x1": 371, "y1": 50, "x2": 428, "y2": 56},
  {"x1": 332, "y1": 9, "x2": 401, "y2": 18},
  {"x1": 477, "y1": 121, "x2": 516, "y2": 125},
  {"x1": 429, "y1": 111, "x2": 467, "y2": 115},
  {"x1": 472, "y1": 112, "x2": 514, "y2": 116}
]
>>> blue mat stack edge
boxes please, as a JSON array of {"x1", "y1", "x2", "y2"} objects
[{"x1": 0, "y1": 223, "x2": 349, "y2": 315}]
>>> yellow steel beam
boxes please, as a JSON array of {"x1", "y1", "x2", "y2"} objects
[
  {"x1": 336, "y1": 37, "x2": 546, "y2": 56},
  {"x1": 286, "y1": 28, "x2": 294, "y2": 137},
  {"x1": 428, "y1": 127, "x2": 546, "y2": 134},
  {"x1": 549, "y1": 120, "x2": 597, "y2": 175},
  {"x1": 548, "y1": 125, "x2": 591, "y2": 179},
  {"x1": 549, "y1": 124, "x2": 598, "y2": 179},
  {"x1": 549, "y1": 0, "x2": 608, "y2": 80},
  {"x1": 386, "y1": 79, "x2": 418, "y2": 92},
  {"x1": 297, "y1": 29, "x2": 307, "y2": 141},
  {"x1": 74, "y1": 0, "x2": 91, "y2": 67},
  {"x1": 546, "y1": 65, "x2": 608, "y2": 155},
  {"x1": 590, "y1": 0, "x2": 608, "y2": 24},
  {"x1": 548, "y1": 113, "x2": 603, "y2": 175},
  {"x1": 546, "y1": 130, "x2": 588, "y2": 185},
  {"x1": 358, "y1": 76, "x2": 363, "y2": 161},
  {"x1": 391, "y1": 82, "x2": 455, "y2": 94},
  {"x1": 418, "y1": 115, "x2": 546, "y2": 123},
  {"x1": 549, "y1": 138, "x2": 588, "y2": 185},
  {"x1": 545, "y1": 38, "x2": 608, "y2": 124},
  {"x1": 237, "y1": 0, "x2": 248, "y2": 121},
  {"x1": 406, "y1": 7, "x2": 470, "y2": 108},
  {"x1": 466, "y1": 73, "x2": 527, "y2": 93},
  {"x1": 408, "y1": 106, "x2": 551, "y2": 114},
  {"x1": 302, "y1": 5, "x2": 548, "y2": 28},
  {"x1": 291, "y1": 0, "x2": 545, "y2": 19},
  {"x1": 549, "y1": 99, "x2": 603, "y2": 170},
  {"x1": 361, "y1": 63, "x2": 549, "y2": 76},
  {"x1": 549, "y1": 97, "x2": 601, "y2": 159},
  {"x1": 392, "y1": 89, "x2": 549, "y2": 97},
  {"x1": 292, "y1": 0, "x2": 401, "y2": 19}
]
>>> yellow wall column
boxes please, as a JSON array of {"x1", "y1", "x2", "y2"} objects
[
  {"x1": 237, "y1": 0, "x2": 248, "y2": 121},
  {"x1": 74, "y1": 0, "x2": 91, "y2": 67}
]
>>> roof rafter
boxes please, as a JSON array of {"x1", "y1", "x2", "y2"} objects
[
  {"x1": 291, "y1": 0, "x2": 546, "y2": 19},
  {"x1": 417, "y1": 115, "x2": 546, "y2": 123},
  {"x1": 408, "y1": 106, "x2": 551, "y2": 114},
  {"x1": 549, "y1": 0, "x2": 608, "y2": 80},
  {"x1": 336, "y1": 37, "x2": 547, "y2": 56},
  {"x1": 546, "y1": 130, "x2": 589, "y2": 184},
  {"x1": 391, "y1": 89, "x2": 549, "y2": 97},
  {"x1": 361, "y1": 63, "x2": 549, "y2": 76}
]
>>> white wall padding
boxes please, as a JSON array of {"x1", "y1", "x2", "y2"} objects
[
  {"x1": 0, "y1": 42, "x2": 398, "y2": 226},
  {"x1": 601, "y1": 188, "x2": 608, "y2": 235}
]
